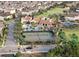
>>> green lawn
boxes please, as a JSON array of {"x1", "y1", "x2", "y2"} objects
[
  {"x1": 36, "y1": 7, "x2": 64, "y2": 17},
  {"x1": 63, "y1": 29, "x2": 79, "y2": 41}
]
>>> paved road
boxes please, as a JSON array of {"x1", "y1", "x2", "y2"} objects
[
  {"x1": 20, "y1": 45, "x2": 56, "y2": 54},
  {"x1": 0, "y1": 46, "x2": 18, "y2": 55},
  {"x1": 5, "y1": 20, "x2": 17, "y2": 47},
  {"x1": 0, "y1": 45, "x2": 56, "y2": 55},
  {"x1": 0, "y1": 20, "x2": 18, "y2": 56}
]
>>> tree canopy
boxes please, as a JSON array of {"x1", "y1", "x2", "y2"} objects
[{"x1": 48, "y1": 32, "x2": 79, "y2": 57}]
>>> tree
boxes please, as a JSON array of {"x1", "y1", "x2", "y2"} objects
[
  {"x1": 14, "y1": 19, "x2": 23, "y2": 45},
  {"x1": 4, "y1": 18, "x2": 10, "y2": 21},
  {"x1": 48, "y1": 14, "x2": 60, "y2": 34},
  {"x1": 69, "y1": 34, "x2": 79, "y2": 56},
  {"x1": 48, "y1": 33, "x2": 79, "y2": 57},
  {"x1": 70, "y1": 34, "x2": 78, "y2": 47},
  {"x1": 58, "y1": 29, "x2": 66, "y2": 41}
]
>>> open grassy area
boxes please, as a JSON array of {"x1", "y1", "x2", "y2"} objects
[
  {"x1": 36, "y1": 7, "x2": 64, "y2": 17},
  {"x1": 63, "y1": 28, "x2": 79, "y2": 41}
]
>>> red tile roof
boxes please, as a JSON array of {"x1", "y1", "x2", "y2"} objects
[
  {"x1": 22, "y1": 16, "x2": 56, "y2": 27},
  {"x1": 39, "y1": 19, "x2": 54, "y2": 27}
]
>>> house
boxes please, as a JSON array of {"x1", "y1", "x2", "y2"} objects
[
  {"x1": 31, "y1": 17, "x2": 41, "y2": 23},
  {"x1": 21, "y1": 16, "x2": 55, "y2": 31},
  {"x1": 39, "y1": 18, "x2": 55, "y2": 28},
  {"x1": 21, "y1": 16, "x2": 32, "y2": 24},
  {"x1": 39, "y1": 19, "x2": 53, "y2": 27},
  {"x1": 21, "y1": 16, "x2": 36, "y2": 31},
  {"x1": 65, "y1": 15, "x2": 79, "y2": 21},
  {"x1": 0, "y1": 11, "x2": 13, "y2": 20},
  {"x1": 10, "y1": 9, "x2": 16, "y2": 14}
]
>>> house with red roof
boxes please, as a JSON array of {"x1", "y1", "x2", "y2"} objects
[
  {"x1": 21, "y1": 16, "x2": 55, "y2": 31},
  {"x1": 21, "y1": 16, "x2": 32, "y2": 24}
]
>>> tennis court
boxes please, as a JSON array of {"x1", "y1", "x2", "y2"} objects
[{"x1": 23, "y1": 32, "x2": 55, "y2": 42}]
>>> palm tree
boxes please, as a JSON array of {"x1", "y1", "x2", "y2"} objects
[
  {"x1": 69, "y1": 33, "x2": 79, "y2": 56},
  {"x1": 48, "y1": 14, "x2": 60, "y2": 34}
]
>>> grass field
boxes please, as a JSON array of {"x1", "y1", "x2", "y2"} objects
[
  {"x1": 36, "y1": 7, "x2": 64, "y2": 17},
  {"x1": 63, "y1": 28, "x2": 79, "y2": 41}
]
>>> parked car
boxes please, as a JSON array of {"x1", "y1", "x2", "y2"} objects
[{"x1": 26, "y1": 47, "x2": 32, "y2": 49}]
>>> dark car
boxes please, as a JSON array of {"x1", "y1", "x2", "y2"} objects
[{"x1": 26, "y1": 47, "x2": 32, "y2": 49}]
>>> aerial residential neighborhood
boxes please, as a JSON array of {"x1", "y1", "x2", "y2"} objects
[{"x1": 0, "y1": 1, "x2": 79, "y2": 57}]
